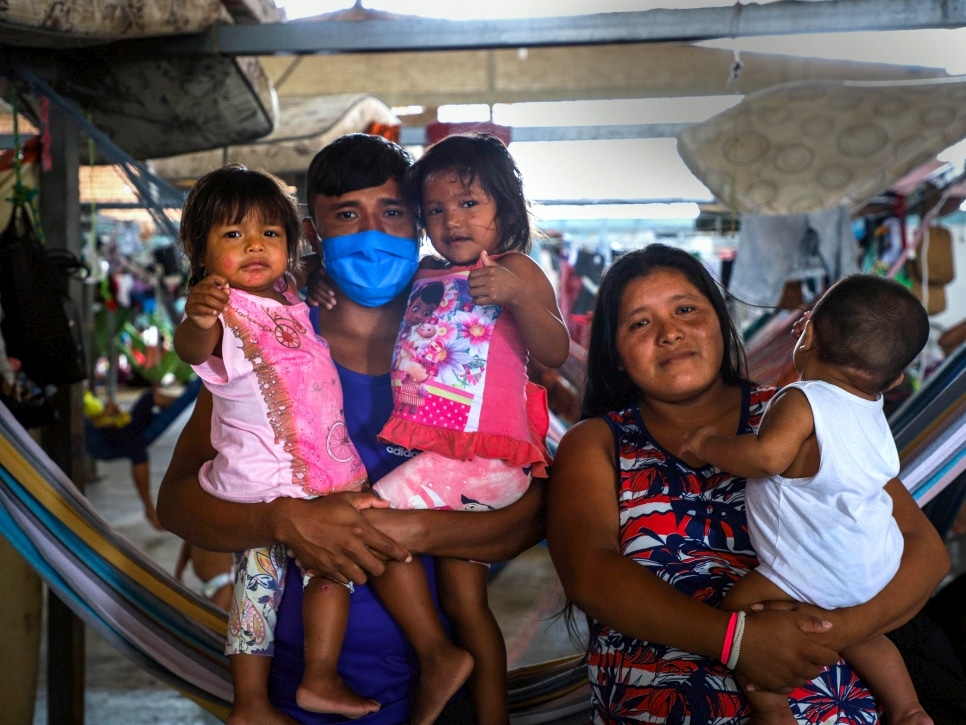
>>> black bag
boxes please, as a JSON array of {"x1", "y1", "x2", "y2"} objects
[
  {"x1": 0, "y1": 370, "x2": 57, "y2": 428},
  {"x1": 0, "y1": 203, "x2": 88, "y2": 389}
]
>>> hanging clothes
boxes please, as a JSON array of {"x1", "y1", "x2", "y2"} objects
[{"x1": 729, "y1": 205, "x2": 859, "y2": 307}]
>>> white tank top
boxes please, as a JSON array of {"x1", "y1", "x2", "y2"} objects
[{"x1": 746, "y1": 379, "x2": 903, "y2": 609}]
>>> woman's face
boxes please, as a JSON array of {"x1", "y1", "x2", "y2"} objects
[{"x1": 614, "y1": 268, "x2": 725, "y2": 404}]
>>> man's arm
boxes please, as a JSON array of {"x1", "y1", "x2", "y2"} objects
[
  {"x1": 363, "y1": 477, "x2": 546, "y2": 563},
  {"x1": 156, "y1": 386, "x2": 411, "y2": 584}
]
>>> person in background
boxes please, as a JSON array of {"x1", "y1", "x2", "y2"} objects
[
  {"x1": 174, "y1": 542, "x2": 234, "y2": 611},
  {"x1": 546, "y1": 244, "x2": 948, "y2": 723},
  {"x1": 84, "y1": 378, "x2": 201, "y2": 530}
]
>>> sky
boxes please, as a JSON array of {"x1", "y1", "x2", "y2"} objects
[{"x1": 275, "y1": 1, "x2": 966, "y2": 218}]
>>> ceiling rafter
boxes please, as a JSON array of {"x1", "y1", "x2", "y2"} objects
[{"x1": 138, "y1": 0, "x2": 966, "y2": 57}]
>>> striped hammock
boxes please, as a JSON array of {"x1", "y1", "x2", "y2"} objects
[
  {"x1": 1, "y1": 343, "x2": 963, "y2": 721},
  {"x1": 0, "y1": 399, "x2": 589, "y2": 722}
]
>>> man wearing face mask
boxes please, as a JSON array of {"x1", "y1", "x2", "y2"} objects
[{"x1": 157, "y1": 134, "x2": 546, "y2": 724}]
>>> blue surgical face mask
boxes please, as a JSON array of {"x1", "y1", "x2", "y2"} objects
[{"x1": 322, "y1": 230, "x2": 419, "y2": 308}]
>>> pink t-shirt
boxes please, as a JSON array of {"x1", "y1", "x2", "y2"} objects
[{"x1": 195, "y1": 274, "x2": 367, "y2": 503}]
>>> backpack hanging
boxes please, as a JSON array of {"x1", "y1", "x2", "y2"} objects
[{"x1": 0, "y1": 202, "x2": 88, "y2": 389}]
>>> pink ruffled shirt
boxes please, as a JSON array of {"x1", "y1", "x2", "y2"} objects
[{"x1": 195, "y1": 274, "x2": 367, "y2": 503}]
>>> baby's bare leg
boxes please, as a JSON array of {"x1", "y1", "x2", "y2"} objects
[
  {"x1": 297, "y1": 578, "x2": 381, "y2": 717},
  {"x1": 843, "y1": 636, "x2": 932, "y2": 725},
  {"x1": 722, "y1": 570, "x2": 797, "y2": 725},
  {"x1": 228, "y1": 654, "x2": 300, "y2": 725},
  {"x1": 437, "y1": 557, "x2": 509, "y2": 725},
  {"x1": 371, "y1": 560, "x2": 474, "y2": 725}
]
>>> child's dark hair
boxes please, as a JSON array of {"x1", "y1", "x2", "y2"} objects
[
  {"x1": 305, "y1": 133, "x2": 414, "y2": 222},
  {"x1": 810, "y1": 274, "x2": 929, "y2": 394},
  {"x1": 410, "y1": 132, "x2": 531, "y2": 254},
  {"x1": 582, "y1": 244, "x2": 748, "y2": 418},
  {"x1": 179, "y1": 164, "x2": 302, "y2": 286}
]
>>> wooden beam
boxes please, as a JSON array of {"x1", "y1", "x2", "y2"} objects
[
  {"x1": 260, "y1": 44, "x2": 947, "y2": 107},
  {"x1": 39, "y1": 105, "x2": 86, "y2": 725}
]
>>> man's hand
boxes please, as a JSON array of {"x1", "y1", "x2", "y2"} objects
[{"x1": 279, "y1": 492, "x2": 411, "y2": 585}]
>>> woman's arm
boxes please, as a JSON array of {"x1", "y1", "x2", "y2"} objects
[
  {"x1": 156, "y1": 386, "x2": 411, "y2": 584},
  {"x1": 547, "y1": 418, "x2": 839, "y2": 692},
  {"x1": 768, "y1": 477, "x2": 950, "y2": 650}
]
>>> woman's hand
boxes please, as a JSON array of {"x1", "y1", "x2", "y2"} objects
[{"x1": 736, "y1": 608, "x2": 838, "y2": 693}]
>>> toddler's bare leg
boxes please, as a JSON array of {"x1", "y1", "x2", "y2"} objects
[
  {"x1": 297, "y1": 578, "x2": 381, "y2": 717},
  {"x1": 228, "y1": 654, "x2": 300, "y2": 725},
  {"x1": 371, "y1": 560, "x2": 474, "y2": 725},
  {"x1": 843, "y1": 635, "x2": 932, "y2": 725},
  {"x1": 437, "y1": 557, "x2": 509, "y2": 725}
]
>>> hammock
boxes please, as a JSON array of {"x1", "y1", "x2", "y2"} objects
[
  {"x1": 0, "y1": 397, "x2": 590, "y2": 723},
  {"x1": 3, "y1": 334, "x2": 965, "y2": 720},
  {"x1": 890, "y1": 342, "x2": 966, "y2": 535}
]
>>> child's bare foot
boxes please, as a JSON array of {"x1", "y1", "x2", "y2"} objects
[
  {"x1": 226, "y1": 700, "x2": 300, "y2": 725},
  {"x1": 411, "y1": 644, "x2": 474, "y2": 725},
  {"x1": 886, "y1": 706, "x2": 933, "y2": 725},
  {"x1": 295, "y1": 676, "x2": 380, "y2": 718}
]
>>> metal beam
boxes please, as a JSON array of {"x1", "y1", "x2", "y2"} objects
[
  {"x1": 398, "y1": 123, "x2": 689, "y2": 145},
  {"x1": 148, "y1": 0, "x2": 966, "y2": 57}
]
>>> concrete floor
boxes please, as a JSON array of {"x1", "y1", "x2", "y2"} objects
[{"x1": 29, "y1": 387, "x2": 585, "y2": 724}]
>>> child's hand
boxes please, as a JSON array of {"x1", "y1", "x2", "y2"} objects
[
  {"x1": 680, "y1": 425, "x2": 719, "y2": 459},
  {"x1": 184, "y1": 275, "x2": 230, "y2": 330},
  {"x1": 305, "y1": 268, "x2": 337, "y2": 310},
  {"x1": 468, "y1": 250, "x2": 525, "y2": 307}
]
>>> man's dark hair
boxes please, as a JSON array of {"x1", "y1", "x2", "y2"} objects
[
  {"x1": 305, "y1": 134, "x2": 414, "y2": 221},
  {"x1": 810, "y1": 274, "x2": 929, "y2": 393}
]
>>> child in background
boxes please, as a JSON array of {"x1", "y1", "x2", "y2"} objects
[
  {"x1": 370, "y1": 133, "x2": 570, "y2": 724},
  {"x1": 682, "y1": 274, "x2": 932, "y2": 725},
  {"x1": 175, "y1": 164, "x2": 469, "y2": 725}
]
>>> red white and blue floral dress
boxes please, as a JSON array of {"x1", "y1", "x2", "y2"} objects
[{"x1": 591, "y1": 383, "x2": 877, "y2": 724}]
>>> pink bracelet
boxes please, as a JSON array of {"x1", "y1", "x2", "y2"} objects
[
  {"x1": 727, "y1": 612, "x2": 747, "y2": 670},
  {"x1": 720, "y1": 611, "x2": 739, "y2": 664}
]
